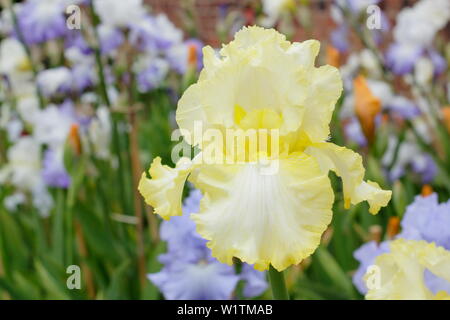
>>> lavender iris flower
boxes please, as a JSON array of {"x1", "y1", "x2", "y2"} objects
[
  {"x1": 129, "y1": 14, "x2": 183, "y2": 52},
  {"x1": 383, "y1": 138, "x2": 437, "y2": 184},
  {"x1": 136, "y1": 58, "x2": 169, "y2": 92},
  {"x1": 385, "y1": 96, "x2": 421, "y2": 120},
  {"x1": 385, "y1": 43, "x2": 424, "y2": 75},
  {"x1": 345, "y1": 0, "x2": 380, "y2": 14},
  {"x1": 344, "y1": 117, "x2": 368, "y2": 147},
  {"x1": 353, "y1": 194, "x2": 450, "y2": 295},
  {"x1": 15, "y1": 0, "x2": 67, "y2": 45},
  {"x1": 37, "y1": 100, "x2": 89, "y2": 189},
  {"x1": 65, "y1": 32, "x2": 94, "y2": 56},
  {"x1": 352, "y1": 241, "x2": 390, "y2": 294},
  {"x1": 166, "y1": 39, "x2": 204, "y2": 74},
  {"x1": 42, "y1": 148, "x2": 71, "y2": 188},
  {"x1": 410, "y1": 154, "x2": 437, "y2": 184},
  {"x1": 148, "y1": 189, "x2": 268, "y2": 300},
  {"x1": 330, "y1": 25, "x2": 349, "y2": 53},
  {"x1": 386, "y1": 45, "x2": 447, "y2": 77},
  {"x1": 98, "y1": 24, "x2": 125, "y2": 55},
  {"x1": 330, "y1": 0, "x2": 387, "y2": 54},
  {"x1": 427, "y1": 50, "x2": 447, "y2": 76},
  {"x1": 398, "y1": 194, "x2": 450, "y2": 250}
]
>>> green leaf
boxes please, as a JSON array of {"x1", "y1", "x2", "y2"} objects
[{"x1": 313, "y1": 246, "x2": 356, "y2": 299}]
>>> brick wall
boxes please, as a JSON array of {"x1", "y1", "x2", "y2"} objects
[{"x1": 144, "y1": 0, "x2": 427, "y2": 46}]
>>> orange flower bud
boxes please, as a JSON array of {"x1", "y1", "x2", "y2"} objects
[
  {"x1": 387, "y1": 216, "x2": 400, "y2": 239},
  {"x1": 421, "y1": 184, "x2": 433, "y2": 197},
  {"x1": 69, "y1": 123, "x2": 82, "y2": 155},
  {"x1": 326, "y1": 45, "x2": 340, "y2": 68},
  {"x1": 187, "y1": 44, "x2": 197, "y2": 68},
  {"x1": 442, "y1": 106, "x2": 450, "y2": 133},
  {"x1": 354, "y1": 75, "x2": 382, "y2": 144}
]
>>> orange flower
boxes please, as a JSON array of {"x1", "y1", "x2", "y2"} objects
[
  {"x1": 387, "y1": 216, "x2": 400, "y2": 239},
  {"x1": 187, "y1": 43, "x2": 197, "y2": 68},
  {"x1": 354, "y1": 75, "x2": 381, "y2": 144},
  {"x1": 69, "y1": 123, "x2": 82, "y2": 155},
  {"x1": 442, "y1": 106, "x2": 450, "y2": 133},
  {"x1": 421, "y1": 184, "x2": 433, "y2": 197},
  {"x1": 326, "y1": 45, "x2": 340, "y2": 68}
]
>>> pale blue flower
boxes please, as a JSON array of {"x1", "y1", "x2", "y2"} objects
[
  {"x1": 353, "y1": 194, "x2": 450, "y2": 295},
  {"x1": 148, "y1": 189, "x2": 268, "y2": 300}
]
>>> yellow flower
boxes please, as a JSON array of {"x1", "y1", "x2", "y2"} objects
[
  {"x1": 139, "y1": 26, "x2": 391, "y2": 271},
  {"x1": 365, "y1": 239, "x2": 450, "y2": 300}
]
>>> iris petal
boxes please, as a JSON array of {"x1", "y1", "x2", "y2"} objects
[
  {"x1": 306, "y1": 142, "x2": 391, "y2": 214},
  {"x1": 139, "y1": 157, "x2": 196, "y2": 220},
  {"x1": 190, "y1": 154, "x2": 334, "y2": 271},
  {"x1": 366, "y1": 239, "x2": 450, "y2": 300}
]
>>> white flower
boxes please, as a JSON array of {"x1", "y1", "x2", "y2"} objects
[
  {"x1": 260, "y1": 0, "x2": 294, "y2": 27},
  {"x1": 6, "y1": 118, "x2": 23, "y2": 142},
  {"x1": 0, "y1": 38, "x2": 34, "y2": 94},
  {"x1": 31, "y1": 183, "x2": 54, "y2": 217},
  {"x1": 37, "y1": 67, "x2": 73, "y2": 96},
  {"x1": 88, "y1": 106, "x2": 111, "y2": 159},
  {"x1": 0, "y1": 126, "x2": 54, "y2": 217},
  {"x1": 150, "y1": 14, "x2": 183, "y2": 48},
  {"x1": 93, "y1": 0, "x2": 145, "y2": 28},
  {"x1": 0, "y1": 104, "x2": 23, "y2": 142},
  {"x1": 415, "y1": 0, "x2": 450, "y2": 31},
  {"x1": 0, "y1": 37, "x2": 18, "y2": 66},
  {"x1": 366, "y1": 79, "x2": 394, "y2": 106},
  {"x1": 0, "y1": 136, "x2": 42, "y2": 191},
  {"x1": 394, "y1": 0, "x2": 450, "y2": 47},
  {"x1": 360, "y1": 49, "x2": 382, "y2": 78},
  {"x1": 16, "y1": 95, "x2": 41, "y2": 124},
  {"x1": 414, "y1": 57, "x2": 434, "y2": 86},
  {"x1": 33, "y1": 105, "x2": 74, "y2": 148},
  {"x1": 4, "y1": 192, "x2": 26, "y2": 212},
  {"x1": 0, "y1": 4, "x2": 15, "y2": 35}
]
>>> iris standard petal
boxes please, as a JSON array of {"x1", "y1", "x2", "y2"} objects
[{"x1": 176, "y1": 26, "x2": 342, "y2": 147}]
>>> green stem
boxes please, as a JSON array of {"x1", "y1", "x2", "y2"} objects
[
  {"x1": 89, "y1": 2, "x2": 131, "y2": 216},
  {"x1": 52, "y1": 189, "x2": 66, "y2": 264},
  {"x1": 268, "y1": 265, "x2": 289, "y2": 300},
  {"x1": 89, "y1": 2, "x2": 110, "y2": 108}
]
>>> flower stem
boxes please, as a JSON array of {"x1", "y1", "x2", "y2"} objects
[{"x1": 268, "y1": 265, "x2": 289, "y2": 300}]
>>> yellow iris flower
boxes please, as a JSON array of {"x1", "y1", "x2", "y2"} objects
[
  {"x1": 365, "y1": 239, "x2": 450, "y2": 300},
  {"x1": 139, "y1": 26, "x2": 391, "y2": 271}
]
